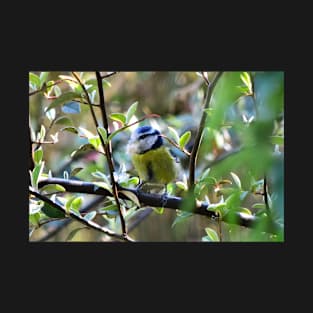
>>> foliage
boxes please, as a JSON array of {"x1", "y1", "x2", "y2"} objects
[{"x1": 29, "y1": 71, "x2": 284, "y2": 242}]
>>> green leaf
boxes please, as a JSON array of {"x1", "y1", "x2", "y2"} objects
[
  {"x1": 29, "y1": 212, "x2": 41, "y2": 227},
  {"x1": 60, "y1": 126, "x2": 78, "y2": 134},
  {"x1": 62, "y1": 101, "x2": 81, "y2": 114},
  {"x1": 230, "y1": 172, "x2": 242, "y2": 189},
  {"x1": 109, "y1": 113, "x2": 126, "y2": 125},
  {"x1": 179, "y1": 131, "x2": 191, "y2": 149},
  {"x1": 66, "y1": 227, "x2": 88, "y2": 241},
  {"x1": 126, "y1": 101, "x2": 138, "y2": 124},
  {"x1": 78, "y1": 126, "x2": 95, "y2": 139},
  {"x1": 29, "y1": 200, "x2": 44, "y2": 215},
  {"x1": 45, "y1": 92, "x2": 80, "y2": 112},
  {"x1": 270, "y1": 136, "x2": 284, "y2": 145},
  {"x1": 83, "y1": 211, "x2": 97, "y2": 221},
  {"x1": 93, "y1": 181, "x2": 112, "y2": 193},
  {"x1": 70, "y1": 143, "x2": 96, "y2": 158},
  {"x1": 119, "y1": 190, "x2": 141, "y2": 207},
  {"x1": 153, "y1": 207, "x2": 165, "y2": 214},
  {"x1": 199, "y1": 168, "x2": 212, "y2": 182},
  {"x1": 107, "y1": 128, "x2": 125, "y2": 142},
  {"x1": 88, "y1": 136, "x2": 101, "y2": 149},
  {"x1": 39, "y1": 72, "x2": 49, "y2": 88},
  {"x1": 31, "y1": 162, "x2": 45, "y2": 190},
  {"x1": 33, "y1": 147, "x2": 43, "y2": 165},
  {"x1": 71, "y1": 197, "x2": 83, "y2": 213},
  {"x1": 55, "y1": 116, "x2": 73, "y2": 126},
  {"x1": 225, "y1": 191, "x2": 241, "y2": 210},
  {"x1": 171, "y1": 211, "x2": 193, "y2": 228},
  {"x1": 98, "y1": 204, "x2": 118, "y2": 213},
  {"x1": 240, "y1": 72, "x2": 252, "y2": 93},
  {"x1": 168, "y1": 126, "x2": 180, "y2": 144},
  {"x1": 240, "y1": 207, "x2": 252, "y2": 215},
  {"x1": 103, "y1": 80, "x2": 112, "y2": 88},
  {"x1": 41, "y1": 202, "x2": 65, "y2": 218},
  {"x1": 70, "y1": 167, "x2": 84, "y2": 177},
  {"x1": 40, "y1": 184, "x2": 66, "y2": 194},
  {"x1": 252, "y1": 203, "x2": 266, "y2": 209},
  {"x1": 39, "y1": 124, "x2": 46, "y2": 141},
  {"x1": 91, "y1": 171, "x2": 110, "y2": 184},
  {"x1": 97, "y1": 126, "x2": 108, "y2": 145},
  {"x1": 54, "y1": 85, "x2": 62, "y2": 97},
  {"x1": 204, "y1": 227, "x2": 219, "y2": 241},
  {"x1": 126, "y1": 176, "x2": 140, "y2": 186},
  {"x1": 176, "y1": 181, "x2": 188, "y2": 191},
  {"x1": 29, "y1": 72, "x2": 40, "y2": 89}
]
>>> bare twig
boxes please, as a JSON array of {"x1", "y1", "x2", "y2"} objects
[
  {"x1": 160, "y1": 135, "x2": 191, "y2": 156},
  {"x1": 188, "y1": 72, "x2": 223, "y2": 188},
  {"x1": 95, "y1": 71, "x2": 127, "y2": 236},
  {"x1": 100, "y1": 72, "x2": 118, "y2": 79}
]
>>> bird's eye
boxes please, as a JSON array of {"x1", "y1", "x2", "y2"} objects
[{"x1": 139, "y1": 134, "x2": 149, "y2": 140}]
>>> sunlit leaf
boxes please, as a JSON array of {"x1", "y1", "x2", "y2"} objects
[
  {"x1": 153, "y1": 207, "x2": 164, "y2": 214},
  {"x1": 78, "y1": 126, "x2": 95, "y2": 139},
  {"x1": 168, "y1": 126, "x2": 180, "y2": 143},
  {"x1": 29, "y1": 212, "x2": 40, "y2": 227},
  {"x1": 230, "y1": 172, "x2": 242, "y2": 189},
  {"x1": 171, "y1": 211, "x2": 193, "y2": 228},
  {"x1": 179, "y1": 131, "x2": 191, "y2": 149},
  {"x1": 240, "y1": 207, "x2": 253, "y2": 215},
  {"x1": 40, "y1": 184, "x2": 66, "y2": 194},
  {"x1": 176, "y1": 181, "x2": 187, "y2": 191},
  {"x1": 126, "y1": 101, "x2": 138, "y2": 124},
  {"x1": 97, "y1": 126, "x2": 108, "y2": 145},
  {"x1": 240, "y1": 72, "x2": 252, "y2": 94},
  {"x1": 29, "y1": 72, "x2": 40, "y2": 89},
  {"x1": 93, "y1": 181, "x2": 112, "y2": 193},
  {"x1": 33, "y1": 147, "x2": 43, "y2": 165},
  {"x1": 60, "y1": 126, "x2": 78, "y2": 134},
  {"x1": 45, "y1": 92, "x2": 80, "y2": 112},
  {"x1": 83, "y1": 211, "x2": 97, "y2": 222},
  {"x1": 252, "y1": 203, "x2": 266, "y2": 209},
  {"x1": 119, "y1": 190, "x2": 140, "y2": 207},
  {"x1": 70, "y1": 167, "x2": 84, "y2": 177},
  {"x1": 88, "y1": 136, "x2": 101, "y2": 149},
  {"x1": 39, "y1": 72, "x2": 49, "y2": 88},
  {"x1": 66, "y1": 227, "x2": 88, "y2": 241},
  {"x1": 62, "y1": 101, "x2": 81, "y2": 114},
  {"x1": 103, "y1": 80, "x2": 112, "y2": 88},
  {"x1": 109, "y1": 113, "x2": 126, "y2": 125},
  {"x1": 55, "y1": 116, "x2": 73, "y2": 126},
  {"x1": 39, "y1": 124, "x2": 46, "y2": 141},
  {"x1": 204, "y1": 227, "x2": 219, "y2": 241},
  {"x1": 31, "y1": 161, "x2": 45, "y2": 190}
]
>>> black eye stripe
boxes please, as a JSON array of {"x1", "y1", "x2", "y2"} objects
[{"x1": 138, "y1": 131, "x2": 159, "y2": 140}]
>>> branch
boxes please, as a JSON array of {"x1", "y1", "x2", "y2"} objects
[
  {"x1": 188, "y1": 72, "x2": 223, "y2": 188},
  {"x1": 100, "y1": 72, "x2": 118, "y2": 79},
  {"x1": 30, "y1": 188, "x2": 134, "y2": 242},
  {"x1": 95, "y1": 71, "x2": 127, "y2": 236},
  {"x1": 38, "y1": 178, "x2": 282, "y2": 234}
]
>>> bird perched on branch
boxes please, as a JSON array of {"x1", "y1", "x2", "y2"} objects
[{"x1": 127, "y1": 125, "x2": 176, "y2": 192}]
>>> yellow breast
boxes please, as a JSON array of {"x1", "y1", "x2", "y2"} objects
[{"x1": 131, "y1": 146, "x2": 176, "y2": 184}]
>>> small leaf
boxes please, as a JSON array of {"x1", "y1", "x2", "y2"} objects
[
  {"x1": 55, "y1": 116, "x2": 73, "y2": 126},
  {"x1": 66, "y1": 227, "x2": 88, "y2": 241},
  {"x1": 168, "y1": 126, "x2": 180, "y2": 144},
  {"x1": 239, "y1": 207, "x2": 252, "y2": 215},
  {"x1": 29, "y1": 200, "x2": 44, "y2": 215},
  {"x1": 88, "y1": 136, "x2": 101, "y2": 149},
  {"x1": 107, "y1": 128, "x2": 124, "y2": 142},
  {"x1": 33, "y1": 147, "x2": 43, "y2": 165},
  {"x1": 29, "y1": 212, "x2": 41, "y2": 227},
  {"x1": 29, "y1": 72, "x2": 40, "y2": 89},
  {"x1": 176, "y1": 181, "x2": 187, "y2": 191},
  {"x1": 153, "y1": 207, "x2": 164, "y2": 214},
  {"x1": 109, "y1": 113, "x2": 126, "y2": 125},
  {"x1": 171, "y1": 211, "x2": 193, "y2": 228},
  {"x1": 62, "y1": 101, "x2": 81, "y2": 114},
  {"x1": 240, "y1": 72, "x2": 252, "y2": 93},
  {"x1": 39, "y1": 72, "x2": 49, "y2": 88},
  {"x1": 179, "y1": 131, "x2": 191, "y2": 149},
  {"x1": 91, "y1": 170, "x2": 110, "y2": 184},
  {"x1": 70, "y1": 167, "x2": 84, "y2": 177},
  {"x1": 84, "y1": 211, "x2": 97, "y2": 221},
  {"x1": 31, "y1": 162, "x2": 45, "y2": 190},
  {"x1": 60, "y1": 126, "x2": 78, "y2": 134},
  {"x1": 270, "y1": 136, "x2": 284, "y2": 145},
  {"x1": 93, "y1": 181, "x2": 112, "y2": 193},
  {"x1": 103, "y1": 80, "x2": 112, "y2": 88},
  {"x1": 126, "y1": 101, "x2": 138, "y2": 124},
  {"x1": 119, "y1": 190, "x2": 141, "y2": 207},
  {"x1": 204, "y1": 227, "x2": 219, "y2": 241},
  {"x1": 41, "y1": 202, "x2": 65, "y2": 218},
  {"x1": 127, "y1": 176, "x2": 140, "y2": 186},
  {"x1": 40, "y1": 184, "x2": 66, "y2": 194},
  {"x1": 71, "y1": 197, "x2": 83, "y2": 213},
  {"x1": 230, "y1": 172, "x2": 242, "y2": 189},
  {"x1": 54, "y1": 85, "x2": 62, "y2": 97},
  {"x1": 46, "y1": 108, "x2": 56, "y2": 121},
  {"x1": 70, "y1": 143, "x2": 96, "y2": 157},
  {"x1": 97, "y1": 126, "x2": 108, "y2": 145},
  {"x1": 98, "y1": 204, "x2": 118, "y2": 213},
  {"x1": 199, "y1": 168, "x2": 212, "y2": 181},
  {"x1": 78, "y1": 126, "x2": 95, "y2": 139},
  {"x1": 45, "y1": 92, "x2": 80, "y2": 112},
  {"x1": 252, "y1": 203, "x2": 266, "y2": 209},
  {"x1": 39, "y1": 124, "x2": 46, "y2": 141}
]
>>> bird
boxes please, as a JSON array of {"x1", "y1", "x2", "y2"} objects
[{"x1": 127, "y1": 125, "x2": 177, "y2": 192}]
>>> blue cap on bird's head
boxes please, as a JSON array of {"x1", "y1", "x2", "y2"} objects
[{"x1": 128, "y1": 125, "x2": 163, "y2": 154}]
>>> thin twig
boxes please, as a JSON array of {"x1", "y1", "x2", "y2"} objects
[
  {"x1": 30, "y1": 189, "x2": 134, "y2": 242},
  {"x1": 100, "y1": 72, "x2": 118, "y2": 79},
  {"x1": 188, "y1": 72, "x2": 223, "y2": 188},
  {"x1": 29, "y1": 79, "x2": 65, "y2": 96},
  {"x1": 160, "y1": 135, "x2": 191, "y2": 156},
  {"x1": 95, "y1": 71, "x2": 127, "y2": 236}
]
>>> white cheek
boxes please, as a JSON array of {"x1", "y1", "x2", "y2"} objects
[{"x1": 140, "y1": 135, "x2": 158, "y2": 150}]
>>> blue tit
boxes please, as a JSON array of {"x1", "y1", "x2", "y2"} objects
[{"x1": 127, "y1": 125, "x2": 176, "y2": 187}]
